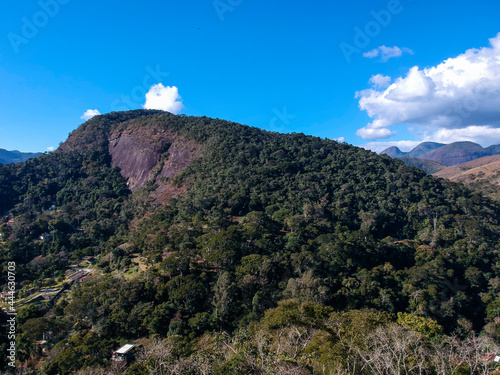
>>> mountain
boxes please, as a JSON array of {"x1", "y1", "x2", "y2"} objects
[
  {"x1": 381, "y1": 141, "x2": 500, "y2": 171},
  {"x1": 486, "y1": 144, "x2": 500, "y2": 154},
  {"x1": 380, "y1": 146, "x2": 405, "y2": 157},
  {"x1": 1, "y1": 110, "x2": 500, "y2": 373},
  {"x1": 380, "y1": 142, "x2": 445, "y2": 159},
  {"x1": 379, "y1": 142, "x2": 447, "y2": 172},
  {"x1": 0, "y1": 148, "x2": 41, "y2": 164},
  {"x1": 418, "y1": 141, "x2": 491, "y2": 166},
  {"x1": 406, "y1": 142, "x2": 446, "y2": 158}
]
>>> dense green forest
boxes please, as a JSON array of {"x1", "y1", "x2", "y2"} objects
[{"x1": 1, "y1": 110, "x2": 500, "y2": 374}]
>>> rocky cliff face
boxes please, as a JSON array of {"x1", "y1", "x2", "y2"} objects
[
  {"x1": 58, "y1": 111, "x2": 202, "y2": 204},
  {"x1": 108, "y1": 124, "x2": 201, "y2": 203}
]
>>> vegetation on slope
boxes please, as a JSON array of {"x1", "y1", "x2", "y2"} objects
[{"x1": 1, "y1": 110, "x2": 500, "y2": 374}]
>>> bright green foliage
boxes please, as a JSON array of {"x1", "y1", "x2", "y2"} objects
[{"x1": 397, "y1": 312, "x2": 443, "y2": 338}]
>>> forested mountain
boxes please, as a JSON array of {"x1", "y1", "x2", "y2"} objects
[
  {"x1": 0, "y1": 149, "x2": 41, "y2": 164},
  {"x1": 1, "y1": 110, "x2": 500, "y2": 374}
]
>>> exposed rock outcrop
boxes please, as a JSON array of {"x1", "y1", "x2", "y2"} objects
[
  {"x1": 58, "y1": 111, "x2": 202, "y2": 204},
  {"x1": 108, "y1": 124, "x2": 201, "y2": 202}
]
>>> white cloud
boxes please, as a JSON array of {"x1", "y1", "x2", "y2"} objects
[
  {"x1": 355, "y1": 127, "x2": 396, "y2": 140},
  {"x1": 356, "y1": 33, "x2": 500, "y2": 142},
  {"x1": 143, "y1": 83, "x2": 183, "y2": 114},
  {"x1": 363, "y1": 45, "x2": 414, "y2": 62},
  {"x1": 81, "y1": 109, "x2": 100, "y2": 120},
  {"x1": 359, "y1": 140, "x2": 422, "y2": 153},
  {"x1": 46, "y1": 146, "x2": 54, "y2": 151},
  {"x1": 363, "y1": 49, "x2": 380, "y2": 59},
  {"x1": 334, "y1": 136, "x2": 346, "y2": 142},
  {"x1": 425, "y1": 126, "x2": 500, "y2": 146},
  {"x1": 369, "y1": 74, "x2": 392, "y2": 89}
]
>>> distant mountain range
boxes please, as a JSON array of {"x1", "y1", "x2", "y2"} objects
[
  {"x1": 381, "y1": 141, "x2": 500, "y2": 172},
  {"x1": 0, "y1": 148, "x2": 42, "y2": 164},
  {"x1": 382, "y1": 142, "x2": 446, "y2": 159},
  {"x1": 381, "y1": 141, "x2": 500, "y2": 198}
]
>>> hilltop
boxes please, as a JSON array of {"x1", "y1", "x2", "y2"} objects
[{"x1": 1, "y1": 110, "x2": 500, "y2": 373}]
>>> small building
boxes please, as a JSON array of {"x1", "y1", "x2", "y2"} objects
[{"x1": 112, "y1": 344, "x2": 136, "y2": 361}]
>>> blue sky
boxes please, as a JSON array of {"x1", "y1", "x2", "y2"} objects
[{"x1": 1, "y1": 0, "x2": 500, "y2": 152}]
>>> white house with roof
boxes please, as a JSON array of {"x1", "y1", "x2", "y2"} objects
[{"x1": 112, "y1": 344, "x2": 136, "y2": 361}]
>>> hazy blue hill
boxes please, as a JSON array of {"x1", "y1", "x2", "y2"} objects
[
  {"x1": 486, "y1": 144, "x2": 500, "y2": 154},
  {"x1": 381, "y1": 141, "x2": 500, "y2": 171},
  {"x1": 407, "y1": 142, "x2": 446, "y2": 158},
  {"x1": 380, "y1": 146, "x2": 405, "y2": 157},
  {"x1": 418, "y1": 141, "x2": 490, "y2": 166},
  {"x1": 0, "y1": 148, "x2": 42, "y2": 164}
]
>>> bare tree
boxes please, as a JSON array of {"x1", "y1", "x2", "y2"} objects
[
  {"x1": 357, "y1": 324, "x2": 428, "y2": 375},
  {"x1": 74, "y1": 361, "x2": 126, "y2": 375},
  {"x1": 433, "y1": 333, "x2": 500, "y2": 375},
  {"x1": 136, "y1": 338, "x2": 176, "y2": 375}
]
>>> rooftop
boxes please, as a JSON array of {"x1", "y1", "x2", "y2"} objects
[{"x1": 115, "y1": 344, "x2": 135, "y2": 354}]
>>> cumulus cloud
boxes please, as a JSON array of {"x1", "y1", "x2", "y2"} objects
[
  {"x1": 360, "y1": 140, "x2": 422, "y2": 153},
  {"x1": 46, "y1": 146, "x2": 54, "y2": 151},
  {"x1": 356, "y1": 127, "x2": 396, "y2": 140},
  {"x1": 81, "y1": 109, "x2": 100, "y2": 120},
  {"x1": 424, "y1": 126, "x2": 500, "y2": 146},
  {"x1": 369, "y1": 74, "x2": 392, "y2": 89},
  {"x1": 356, "y1": 33, "x2": 500, "y2": 145},
  {"x1": 363, "y1": 49, "x2": 380, "y2": 59},
  {"x1": 334, "y1": 136, "x2": 346, "y2": 143},
  {"x1": 363, "y1": 45, "x2": 414, "y2": 62},
  {"x1": 143, "y1": 84, "x2": 183, "y2": 114}
]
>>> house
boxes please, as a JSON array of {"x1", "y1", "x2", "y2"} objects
[{"x1": 112, "y1": 344, "x2": 136, "y2": 361}]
